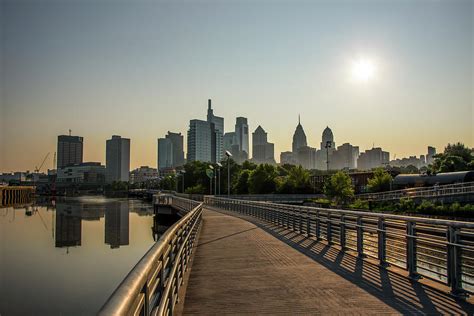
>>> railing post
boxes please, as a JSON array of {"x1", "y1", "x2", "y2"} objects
[
  {"x1": 357, "y1": 216, "x2": 364, "y2": 257},
  {"x1": 315, "y1": 211, "x2": 320, "y2": 240},
  {"x1": 327, "y1": 213, "x2": 332, "y2": 244},
  {"x1": 340, "y1": 214, "x2": 346, "y2": 249},
  {"x1": 406, "y1": 221, "x2": 419, "y2": 279},
  {"x1": 447, "y1": 226, "x2": 465, "y2": 296},
  {"x1": 377, "y1": 217, "x2": 387, "y2": 266},
  {"x1": 299, "y1": 210, "x2": 303, "y2": 233},
  {"x1": 306, "y1": 210, "x2": 311, "y2": 237}
]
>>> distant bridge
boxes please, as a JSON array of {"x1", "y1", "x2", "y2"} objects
[
  {"x1": 100, "y1": 194, "x2": 474, "y2": 315},
  {"x1": 357, "y1": 181, "x2": 474, "y2": 203}
]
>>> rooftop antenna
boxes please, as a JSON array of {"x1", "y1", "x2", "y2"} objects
[
  {"x1": 298, "y1": 114, "x2": 300, "y2": 124},
  {"x1": 69, "y1": 129, "x2": 72, "y2": 136}
]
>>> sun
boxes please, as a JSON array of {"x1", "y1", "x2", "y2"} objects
[{"x1": 352, "y1": 58, "x2": 376, "y2": 82}]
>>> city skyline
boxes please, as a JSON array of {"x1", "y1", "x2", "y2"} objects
[{"x1": 2, "y1": 0, "x2": 473, "y2": 172}]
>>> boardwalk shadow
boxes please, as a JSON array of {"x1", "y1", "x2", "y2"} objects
[{"x1": 211, "y1": 207, "x2": 474, "y2": 315}]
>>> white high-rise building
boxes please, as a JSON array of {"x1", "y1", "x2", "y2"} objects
[
  {"x1": 187, "y1": 119, "x2": 213, "y2": 162},
  {"x1": 106, "y1": 135, "x2": 130, "y2": 183}
]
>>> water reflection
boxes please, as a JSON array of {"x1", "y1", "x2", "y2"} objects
[
  {"x1": 105, "y1": 201, "x2": 129, "y2": 249},
  {"x1": 0, "y1": 196, "x2": 170, "y2": 315}
]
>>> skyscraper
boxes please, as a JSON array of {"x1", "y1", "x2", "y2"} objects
[
  {"x1": 157, "y1": 138, "x2": 173, "y2": 170},
  {"x1": 207, "y1": 99, "x2": 224, "y2": 162},
  {"x1": 57, "y1": 135, "x2": 83, "y2": 168},
  {"x1": 187, "y1": 119, "x2": 213, "y2": 162},
  {"x1": 252, "y1": 125, "x2": 275, "y2": 164},
  {"x1": 157, "y1": 131, "x2": 184, "y2": 170},
  {"x1": 292, "y1": 116, "x2": 307, "y2": 153},
  {"x1": 106, "y1": 135, "x2": 130, "y2": 183},
  {"x1": 357, "y1": 147, "x2": 390, "y2": 170},
  {"x1": 427, "y1": 146, "x2": 437, "y2": 164},
  {"x1": 320, "y1": 126, "x2": 335, "y2": 150},
  {"x1": 331, "y1": 143, "x2": 360, "y2": 170},
  {"x1": 235, "y1": 117, "x2": 249, "y2": 161}
]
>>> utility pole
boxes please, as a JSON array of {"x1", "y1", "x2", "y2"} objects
[{"x1": 325, "y1": 140, "x2": 332, "y2": 172}]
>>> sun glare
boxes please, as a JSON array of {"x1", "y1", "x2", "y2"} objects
[{"x1": 352, "y1": 58, "x2": 376, "y2": 82}]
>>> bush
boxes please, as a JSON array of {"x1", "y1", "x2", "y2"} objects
[{"x1": 349, "y1": 199, "x2": 369, "y2": 210}]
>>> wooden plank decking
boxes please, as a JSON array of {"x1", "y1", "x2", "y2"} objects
[{"x1": 178, "y1": 208, "x2": 474, "y2": 315}]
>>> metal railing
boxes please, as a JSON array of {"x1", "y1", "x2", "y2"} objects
[
  {"x1": 99, "y1": 196, "x2": 203, "y2": 316},
  {"x1": 357, "y1": 181, "x2": 474, "y2": 201},
  {"x1": 205, "y1": 196, "x2": 474, "y2": 296}
]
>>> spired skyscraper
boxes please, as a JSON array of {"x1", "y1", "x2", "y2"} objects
[
  {"x1": 207, "y1": 99, "x2": 224, "y2": 162},
  {"x1": 57, "y1": 134, "x2": 83, "y2": 169},
  {"x1": 187, "y1": 99, "x2": 224, "y2": 163},
  {"x1": 292, "y1": 116, "x2": 307, "y2": 153},
  {"x1": 106, "y1": 135, "x2": 130, "y2": 183}
]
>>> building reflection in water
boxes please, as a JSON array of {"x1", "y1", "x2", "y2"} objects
[
  {"x1": 55, "y1": 203, "x2": 82, "y2": 248},
  {"x1": 105, "y1": 201, "x2": 130, "y2": 249}
]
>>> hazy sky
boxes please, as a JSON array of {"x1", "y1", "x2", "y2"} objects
[{"x1": 1, "y1": 0, "x2": 473, "y2": 172}]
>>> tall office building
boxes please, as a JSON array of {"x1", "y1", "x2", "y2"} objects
[
  {"x1": 57, "y1": 135, "x2": 83, "y2": 168},
  {"x1": 427, "y1": 146, "x2": 437, "y2": 164},
  {"x1": 187, "y1": 119, "x2": 213, "y2": 162},
  {"x1": 157, "y1": 138, "x2": 173, "y2": 170},
  {"x1": 292, "y1": 117, "x2": 307, "y2": 153},
  {"x1": 320, "y1": 126, "x2": 335, "y2": 150},
  {"x1": 106, "y1": 135, "x2": 130, "y2": 183},
  {"x1": 157, "y1": 131, "x2": 184, "y2": 170},
  {"x1": 224, "y1": 132, "x2": 236, "y2": 152},
  {"x1": 235, "y1": 117, "x2": 249, "y2": 161},
  {"x1": 207, "y1": 99, "x2": 224, "y2": 162},
  {"x1": 166, "y1": 132, "x2": 185, "y2": 167},
  {"x1": 357, "y1": 147, "x2": 390, "y2": 170},
  {"x1": 252, "y1": 126, "x2": 275, "y2": 164},
  {"x1": 331, "y1": 143, "x2": 360, "y2": 170}
]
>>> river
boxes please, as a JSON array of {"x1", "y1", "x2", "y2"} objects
[{"x1": 0, "y1": 196, "x2": 170, "y2": 315}]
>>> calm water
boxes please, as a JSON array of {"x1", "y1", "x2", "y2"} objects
[{"x1": 0, "y1": 196, "x2": 168, "y2": 315}]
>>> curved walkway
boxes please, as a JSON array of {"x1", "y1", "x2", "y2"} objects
[{"x1": 179, "y1": 208, "x2": 474, "y2": 315}]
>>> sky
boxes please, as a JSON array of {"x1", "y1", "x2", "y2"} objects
[{"x1": 1, "y1": 0, "x2": 473, "y2": 172}]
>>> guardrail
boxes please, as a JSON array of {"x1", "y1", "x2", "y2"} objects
[
  {"x1": 357, "y1": 181, "x2": 474, "y2": 201},
  {"x1": 99, "y1": 196, "x2": 203, "y2": 316},
  {"x1": 205, "y1": 196, "x2": 474, "y2": 297}
]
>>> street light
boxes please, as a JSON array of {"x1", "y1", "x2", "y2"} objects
[
  {"x1": 325, "y1": 140, "x2": 332, "y2": 172},
  {"x1": 180, "y1": 170, "x2": 186, "y2": 193},
  {"x1": 217, "y1": 162, "x2": 222, "y2": 195},
  {"x1": 208, "y1": 165, "x2": 214, "y2": 195},
  {"x1": 225, "y1": 151, "x2": 232, "y2": 196}
]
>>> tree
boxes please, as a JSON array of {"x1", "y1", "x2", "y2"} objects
[
  {"x1": 159, "y1": 176, "x2": 176, "y2": 191},
  {"x1": 431, "y1": 142, "x2": 474, "y2": 173},
  {"x1": 233, "y1": 169, "x2": 251, "y2": 194},
  {"x1": 248, "y1": 164, "x2": 278, "y2": 194},
  {"x1": 367, "y1": 168, "x2": 392, "y2": 192},
  {"x1": 277, "y1": 165, "x2": 312, "y2": 193},
  {"x1": 324, "y1": 171, "x2": 354, "y2": 205}
]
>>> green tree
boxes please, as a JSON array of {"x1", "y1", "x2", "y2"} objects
[
  {"x1": 185, "y1": 184, "x2": 206, "y2": 194},
  {"x1": 367, "y1": 168, "x2": 392, "y2": 192},
  {"x1": 277, "y1": 165, "x2": 313, "y2": 193},
  {"x1": 324, "y1": 171, "x2": 354, "y2": 205},
  {"x1": 233, "y1": 169, "x2": 251, "y2": 194},
  {"x1": 248, "y1": 164, "x2": 278, "y2": 194},
  {"x1": 159, "y1": 176, "x2": 176, "y2": 191},
  {"x1": 431, "y1": 142, "x2": 474, "y2": 173}
]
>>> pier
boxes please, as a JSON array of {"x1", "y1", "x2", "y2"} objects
[{"x1": 100, "y1": 194, "x2": 474, "y2": 315}]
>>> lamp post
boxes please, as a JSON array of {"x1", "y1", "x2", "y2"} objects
[
  {"x1": 217, "y1": 162, "x2": 222, "y2": 195},
  {"x1": 325, "y1": 140, "x2": 332, "y2": 172},
  {"x1": 180, "y1": 170, "x2": 186, "y2": 193},
  {"x1": 225, "y1": 151, "x2": 232, "y2": 196},
  {"x1": 208, "y1": 165, "x2": 214, "y2": 195}
]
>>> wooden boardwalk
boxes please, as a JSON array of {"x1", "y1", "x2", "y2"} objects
[{"x1": 178, "y1": 208, "x2": 474, "y2": 315}]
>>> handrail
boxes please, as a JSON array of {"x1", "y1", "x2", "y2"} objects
[
  {"x1": 206, "y1": 196, "x2": 474, "y2": 297},
  {"x1": 99, "y1": 195, "x2": 202, "y2": 315},
  {"x1": 357, "y1": 181, "x2": 474, "y2": 201}
]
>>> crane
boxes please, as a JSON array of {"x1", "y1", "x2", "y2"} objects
[{"x1": 35, "y1": 152, "x2": 50, "y2": 173}]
